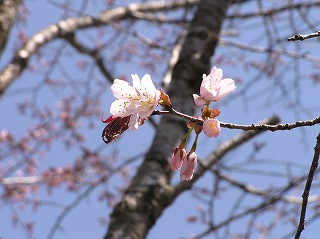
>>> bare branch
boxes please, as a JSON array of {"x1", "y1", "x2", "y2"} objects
[
  {"x1": 131, "y1": 11, "x2": 188, "y2": 25},
  {"x1": 64, "y1": 33, "x2": 115, "y2": 84},
  {"x1": 227, "y1": 1, "x2": 320, "y2": 20},
  {"x1": 192, "y1": 175, "x2": 310, "y2": 239},
  {"x1": 288, "y1": 31, "x2": 320, "y2": 42},
  {"x1": 220, "y1": 39, "x2": 320, "y2": 63},
  {"x1": 213, "y1": 169, "x2": 320, "y2": 204},
  {"x1": 0, "y1": 176, "x2": 41, "y2": 185},
  {"x1": 294, "y1": 131, "x2": 320, "y2": 239},
  {"x1": 220, "y1": 116, "x2": 320, "y2": 131},
  {"x1": 0, "y1": 0, "x2": 199, "y2": 95},
  {"x1": 153, "y1": 109, "x2": 320, "y2": 132},
  {"x1": 47, "y1": 183, "x2": 98, "y2": 239}
]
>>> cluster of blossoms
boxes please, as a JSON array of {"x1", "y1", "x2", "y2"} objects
[{"x1": 102, "y1": 66, "x2": 236, "y2": 180}]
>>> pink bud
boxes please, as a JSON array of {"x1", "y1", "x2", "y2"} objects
[
  {"x1": 171, "y1": 146, "x2": 186, "y2": 171},
  {"x1": 180, "y1": 151, "x2": 197, "y2": 180},
  {"x1": 203, "y1": 118, "x2": 220, "y2": 138}
]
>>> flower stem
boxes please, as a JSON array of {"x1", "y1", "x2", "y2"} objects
[
  {"x1": 191, "y1": 133, "x2": 199, "y2": 152},
  {"x1": 180, "y1": 127, "x2": 194, "y2": 148}
]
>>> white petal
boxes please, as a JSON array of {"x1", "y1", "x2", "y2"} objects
[
  {"x1": 110, "y1": 100, "x2": 131, "y2": 117},
  {"x1": 131, "y1": 74, "x2": 141, "y2": 92},
  {"x1": 139, "y1": 108, "x2": 154, "y2": 118},
  {"x1": 209, "y1": 67, "x2": 223, "y2": 83},
  {"x1": 154, "y1": 89, "x2": 161, "y2": 103},
  {"x1": 141, "y1": 74, "x2": 157, "y2": 94},
  {"x1": 214, "y1": 78, "x2": 236, "y2": 101},
  {"x1": 111, "y1": 79, "x2": 137, "y2": 100},
  {"x1": 128, "y1": 114, "x2": 139, "y2": 129},
  {"x1": 110, "y1": 99, "x2": 139, "y2": 117},
  {"x1": 193, "y1": 94, "x2": 207, "y2": 106},
  {"x1": 201, "y1": 73, "x2": 210, "y2": 88},
  {"x1": 201, "y1": 82, "x2": 218, "y2": 102}
]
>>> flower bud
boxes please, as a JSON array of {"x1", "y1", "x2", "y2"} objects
[
  {"x1": 159, "y1": 89, "x2": 172, "y2": 110},
  {"x1": 171, "y1": 146, "x2": 186, "y2": 171},
  {"x1": 209, "y1": 108, "x2": 220, "y2": 118},
  {"x1": 202, "y1": 108, "x2": 220, "y2": 119},
  {"x1": 180, "y1": 151, "x2": 197, "y2": 180},
  {"x1": 203, "y1": 118, "x2": 220, "y2": 138}
]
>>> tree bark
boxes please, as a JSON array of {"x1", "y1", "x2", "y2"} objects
[
  {"x1": 104, "y1": 1, "x2": 231, "y2": 238},
  {"x1": 0, "y1": 0, "x2": 22, "y2": 58}
]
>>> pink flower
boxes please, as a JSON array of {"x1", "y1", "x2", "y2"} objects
[
  {"x1": 171, "y1": 146, "x2": 186, "y2": 171},
  {"x1": 180, "y1": 151, "x2": 197, "y2": 180},
  {"x1": 203, "y1": 118, "x2": 220, "y2": 138},
  {"x1": 193, "y1": 66, "x2": 236, "y2": 106},
  {"x1": 110, "y1": 74, "x2": 160, "y2": 129}
]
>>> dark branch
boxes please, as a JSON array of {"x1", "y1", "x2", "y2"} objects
[
  {"x1": 220, "y1": 116, "x2": 320, "y2": 131},
  {"x1": 294, "y1": 131, "x2": 320, "y2": 239},
  {"x1": 64, "y1": 33, "x2": 115, "y2": 84},
  {"x1": 154, "y1": 109, "x2": 320, "y2": 132}
]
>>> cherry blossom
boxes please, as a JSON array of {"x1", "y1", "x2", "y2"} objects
[
  {"x1": 110, "y1": 74, "x2": 160, "y2": 129},
  {"x1": 180, "y1": 151, "x2": 197, "y2": 180},
  {"x1": 193, "y1": 66, "x2": 236, "y2": 106},
  {"x1": 103, "y1": 68, "x2": 235, "y2": 179},
  {"x1": 203, "y1": 118, "x2": 220, "y2": 138}
]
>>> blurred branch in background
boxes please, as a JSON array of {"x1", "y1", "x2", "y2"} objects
[{"x1": 1, "y1": 1, "x2": 320, "y2": 239}]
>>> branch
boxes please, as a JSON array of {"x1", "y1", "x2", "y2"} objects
[
  {"x1": 220, "y1": 39, "x2": 320, "y2": 63},
  {"x1": 153, "y1": 109, "x2": 320, "y2": 132},
  {"x1": 173, "y1": 115, "x2": 280, "y2": 196},
  {"x1": 64, "y1": 33, "x2": 115, "y2": 84},
  {"x1": 47, "y1": 183, "x2": 98, "y2": 239},
  {"x1": 288, "y1": 31, "x2": 320, "y2": 42},
  {"x1": 0, "y1": 176, "x2": 41, "y2": 185},
  {"x1": 0, "y1": 0, "x2": 200, "y2": 95},
  {"x1": 192, "y1": 174, "x2": 310, "y2": 239},
  {"x1": 220, "y1": 116, "x2": 320, "y2": 131},
  {"x1": 227, "y1": 1, "x2": 320, "y2": 20},
  {"x1": 294, "y1": 131, "x2": 320, "y2": 239},
  {"x1": 212, "y1": 168, "x2": 320, "y2": 204}
]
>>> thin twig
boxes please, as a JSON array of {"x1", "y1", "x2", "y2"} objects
[
  {"x1": 288, "y1": 31, "x2": 320, "y2": 42},
  {"x1": 191, "y1": 177, "x2": 306, "y2": 239},
  {"x1": 64, "y1": 33, "x2": 115, "y2": 84},
  {"x1": 294, "y1": 131, "x2": 320, "y2": 239},
  {"x1": 220, "y1": 117, "x2": 320, "y2": 131},
  {"x1": 212, "y1": 168, "x2": 320, "y2": 204},
  {"x1": 220, "y1": 39, "x2": 320, "y2": 63},
  {"x1": 227, "y1": 2, "x2": 320, "y2": 20},
  {"x1": 153, "y1": 109, "x2": 320, "y2": 132}
]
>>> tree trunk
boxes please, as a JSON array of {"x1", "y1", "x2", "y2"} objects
[
  {"x1": 0, "y1": 0, "x2": 22, "y2": 58},
  {"x1": 104, "y1": 1, "x2": 231, "y2": 238}
]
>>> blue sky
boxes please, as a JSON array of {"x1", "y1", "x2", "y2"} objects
[{"x1": 1, "y1": 1, "x2": 320, "y2": 239}]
